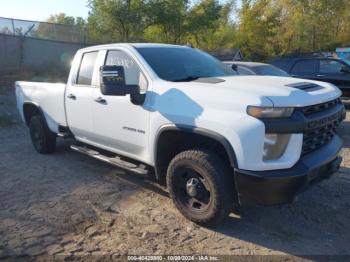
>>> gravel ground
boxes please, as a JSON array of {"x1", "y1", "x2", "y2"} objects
[{"x1": 0, "y1": 86, "x2": 350, "y2": 259}]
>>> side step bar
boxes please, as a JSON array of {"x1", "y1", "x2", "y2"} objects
[{"x1": 70, "y1": 145, "x2": 148, "y2": 175}]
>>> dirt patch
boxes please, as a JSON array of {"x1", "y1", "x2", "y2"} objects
[{"x1": 0, "y1": 90, "x2": 350, "y2": 258}]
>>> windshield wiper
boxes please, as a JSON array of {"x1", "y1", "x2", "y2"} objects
[{"x1": 172, "y1": 76, "x2": 201, "y2": 82}]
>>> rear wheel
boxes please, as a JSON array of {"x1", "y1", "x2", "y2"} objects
[
  {"x1": 29, "y1": 116, "x2": 56, "y2": 154},
  {"x1": 167, "y1": 149, "x2": 235, "y2": 227}
]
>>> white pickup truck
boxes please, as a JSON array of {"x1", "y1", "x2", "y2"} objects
[{"x1": 16, "y1": 43, "x2": 345, "y2": 226}]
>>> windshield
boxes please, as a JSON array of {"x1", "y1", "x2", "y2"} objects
[
  {"x1": 136, "y1": 47, "x2": 235, "y2": 82},
  {"x1": 253, "y1": 65, "x2": 289, "y2": 76}
]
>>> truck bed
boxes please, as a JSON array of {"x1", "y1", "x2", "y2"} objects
[{"x1": 15, "y1": 81, "x2": 67, "y2": 133}]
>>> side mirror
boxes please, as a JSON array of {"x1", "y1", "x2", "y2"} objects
[
  {"x1": 100, "y1": 65, "x2": 139, "y2": 96},
  {"x1": 340, "y1": 66, "x2": 350, "y2": 74},
  {"x1": 231, "y1": 64, "x2": 238, "y2": 71}
]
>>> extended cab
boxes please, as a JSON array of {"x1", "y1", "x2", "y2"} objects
[{"x1": 16, "y1": 44, "x2": 346, "y2": 226}]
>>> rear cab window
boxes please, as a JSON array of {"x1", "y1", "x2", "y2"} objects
[{"x1": 76, "y1": 51, "x2": 99, "y2": 86}]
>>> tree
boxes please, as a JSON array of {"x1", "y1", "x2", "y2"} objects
[
  {"x1": 47, "y1": 13, "x2": 86, "y2": 27},
  {"x1": 88, "y1": 0, "x2": 147, "y2": 43},
  {"x1": 186, "y1": 0, "x2": 236, "y2": 50},
  {"x1": 84, "y1": 0, "x2": 350, "y2": 59},
  {"x1": 36, "y1": 13, "x2": 87, "y2": 42},
  {"x1": 235, "y1": 0, "x2": 281, "y2": 61},
  {"x1": 144, "y1": 0, "x2": 189, "y2": 44},
  {"x1": 47, "y1": 13, "x2": 75, "y2": 25},
  {"x1": 186, "y1": 0, "x2": 223, "y2": 48},
  {"x1": 275, "y1": 0, "x2": 350, "y2": 53}
]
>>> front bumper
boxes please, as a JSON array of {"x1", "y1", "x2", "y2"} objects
[{"x1": 235, "y1": 135, "x2": 343, "y2": 206}]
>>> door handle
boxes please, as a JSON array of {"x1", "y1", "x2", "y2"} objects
[
  {"x1": 67, "y1": 93, "x2": 76, "y2": 100},
  {"x1": 317, "y1": 74, "x2": 326, "y2": 77},
  {"x1": 94, "y1": 97, "x2": 107, "y2": 104}
]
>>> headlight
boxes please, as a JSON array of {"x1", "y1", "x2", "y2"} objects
[
  {"x1": 247, "y1": 106, "x2": 294, "y2": 118},
  {"x1": 263, "y1": 134, "x2": 291, "y2": 161}
]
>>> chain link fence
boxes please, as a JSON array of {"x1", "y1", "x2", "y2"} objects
[
  {"x1": 0, "y1": 17, "x2": 87, "y2": 43},
  {"x1": 0, "y1": 17, "x2": 88, "y2": 85}
]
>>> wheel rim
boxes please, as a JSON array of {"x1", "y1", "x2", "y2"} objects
[{"x1": 173, "y1": 167, "x2": 212, "y2": 213}]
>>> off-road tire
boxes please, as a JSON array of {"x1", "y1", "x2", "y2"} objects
[
  {"x1": 29, "y1": 116, "x2": 56, "y2": 154},
  {"x1": 167, "y1": 149, "x2": 235, "y2": 227}
]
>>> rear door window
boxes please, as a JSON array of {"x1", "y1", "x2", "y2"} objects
[
  {"x1": 291, "y1": 60, "x2": 317, "y2": 75},
  {"x1": 76, "y1": 51, "x2": 98, "y2": 85}
]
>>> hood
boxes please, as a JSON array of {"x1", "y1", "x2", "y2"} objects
[{"x1": 191, "y1": 75, "x2": 341, "y2": 107}]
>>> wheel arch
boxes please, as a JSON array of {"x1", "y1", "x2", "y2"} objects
[
  {"x1": 23, "y1": 102, "x2": 46, "y2": 126},
  {"x1": 153, "y1": 124, "x2": 238, "y2": 182}
]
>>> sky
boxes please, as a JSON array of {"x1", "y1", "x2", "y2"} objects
[{"x1": 0, "y1": 0, "x2": 90, "y2": 22}]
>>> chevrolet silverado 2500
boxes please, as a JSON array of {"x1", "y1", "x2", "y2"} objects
[{"x1": 16, "y1": 44, "x2": 346, "y2": 226}]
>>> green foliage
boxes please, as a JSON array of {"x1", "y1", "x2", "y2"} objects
[
  {"x1": 276, "y1": 0, "x2": 350, "y2": 53},
  {"x1": 235, "y1": 0, "x2": 282, "y2": 60},
  {"x1": 48, "y1": 0, "x2": 350, "y2": 61},
  {"x1": 144, "y1": 0, "x2": 189, "y2": 44},
  {"x1": 47, "y1": 13, "x2": 86, "y2": 27},
  {"x1": 186, "y1": 0, "x2": 226, "y2": 49},
  {"x1": 87, "y1": 0, "x2": 148, "y2": 42},
  {"x1": 86, "y1": 0, "x2": 232, "y2": 47}
]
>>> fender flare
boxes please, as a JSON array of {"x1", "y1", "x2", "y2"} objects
[
  {"x1": 22, "y1": 102, "x2": 47, "y2": 126},
  {"x1": 154, "y1": 124, "x2": 238, "y2": 172}
]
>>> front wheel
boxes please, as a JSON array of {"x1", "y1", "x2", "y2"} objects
[
  {"x1": 29, "y1": 116, "x2": 56, "y2": 154},
  {"x1": 167, "y1": 149, "x2": 235, "y2": 227}
]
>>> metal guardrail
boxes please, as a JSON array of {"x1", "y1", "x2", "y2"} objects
[{"x1": 0, "y1": 17, "x2": 87, "y2": 43}]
